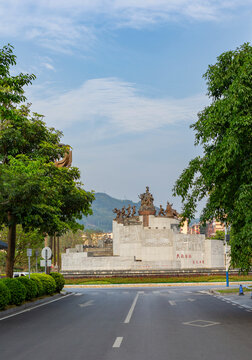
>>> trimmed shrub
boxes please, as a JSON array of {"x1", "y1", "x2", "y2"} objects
[
  {"x1": 17, "y1": 277, "x2": 38, "y2": 300},
  {"x1": 0, "y1": 280, "x2": 11, "y2": 310},
  {"x1": 50, "y1": 273, "x2": 65, "y2": 292},
  {"x1": 32, "y1": 273, "x2": 56, "y2": 295},
  {"x1": 30, "y1": 274, "x2": 45, "y2": 296},
  {"x1": 2, "y1": 278, "x2": 26, "y2": 306}
]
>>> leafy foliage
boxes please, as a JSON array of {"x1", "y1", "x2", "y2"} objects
[
  {"x1": 1, "y1": 278, "x2": 26, "y2": 305},
  {"x1": 173, "y1": 43, "x2": 252, "y2": 272},
  {"x1": 0, "y1": 44, "x2": 94, "y2": 277},
  {"x1": 210, "y1": 230, "x2": 225, "y2": 240},
  {"x1": 0, "y1": 280, "x2": 11, "y2": 310},
  {"x1": 30, "y1": 274, "x2": 45, "y2": 296},
  {"x1": 0, "y1": 225, "x2": 44, "y2": 271},
  {"x1": 50, "y1": 272, "x2": 65, "y2": 292},
  {"x1": 17, "y1": 276, "x2": 38, "y2": 300},
  {"x1": 32, "y1": 273, "x2": 56, "y2": 295}
]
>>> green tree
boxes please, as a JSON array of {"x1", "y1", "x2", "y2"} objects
[
  {"x1": 0, "y1": 44, "x2": 94, "y2": 277},
  {"x1": 210, "y1": 230, "x2": 225, "y2": 241},
  {"x1": 0, "y1": 225, "x2": 44, "y2": 271},
  {"x1": 173, "y1": 43, "x2": 252, "y2": 272}
]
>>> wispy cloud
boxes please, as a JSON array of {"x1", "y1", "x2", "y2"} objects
[
  {"x1": 28, "y1": 77, "x2": 209, "y2": 137},
  {"x1": 0, "y1": 1, "x2": 250, "y2": 52}
]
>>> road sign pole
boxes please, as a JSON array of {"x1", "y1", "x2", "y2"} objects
[
  {"x1": 35, "y1": 252, "x2": 38, "y2": 273},
  {"x1": 27, "y1": 249, "x2": 32, "y2": 279},
  {"x1": 45, "y1": 249, "x2": 47, "y2": 274},
  {"x1": 28, "y1": 255, "x2": 31, "y2": 279}
]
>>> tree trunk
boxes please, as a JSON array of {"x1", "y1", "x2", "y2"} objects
[{"x1": 5, "y1": 211, "x2": 17, "y2": 278}]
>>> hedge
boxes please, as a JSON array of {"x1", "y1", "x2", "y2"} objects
[
  {"x1": 30, "y1": 274, "x2": 45, "y2": 296},
  {"x1": 0, "y1": 281, "x2": 11, "y2": 310},
  {"x1": 17, "y1": 277, "x2": 38, "y2": 300},
  {"x1": 1, "y1": 278, "x2": 26, "y2": 306},
  {"x1": 50, "y1": 272, "x2": 65, "y2": 292},
  {"x1": 0, "y1": 272, "x2": 62, "y2": 311}
]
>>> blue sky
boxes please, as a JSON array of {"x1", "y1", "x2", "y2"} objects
[{"x1": 1, "y1": 0, "x2": 251, "y2": 213}]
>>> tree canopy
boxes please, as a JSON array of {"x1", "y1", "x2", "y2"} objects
[
  {"x1": 0, "y1": 44, "x2": 94, "y2": 277},
  {"x1": 173, "y1": 43, "x2": 252, "y2": 272}
]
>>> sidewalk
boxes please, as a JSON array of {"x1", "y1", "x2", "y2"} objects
[{"x1": 210, "y1": 285, "x2": 252, "y2": 310}]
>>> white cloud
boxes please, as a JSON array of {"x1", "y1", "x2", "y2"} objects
[
  {"x1": 42, "y1": 63, "x2": 55, "y2": 71},
  {"x1": 29, "y1": 77, "x2": 209, "y2": 136},
  {"x1": 0, "y1": 1, "x2": 250, "y2": 52}
]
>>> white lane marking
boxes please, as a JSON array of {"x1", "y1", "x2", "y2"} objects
[
  {"x1": 0, "y1": 294, "x2": 73, "y2": 321},
  {"x1": 185, "y1": 291, "x2": 193, "y2": 294},
  {"x1": 113, "y1": 337, "x2": 123, "y2": 348},
  {"x1": 169, "y1": 290, "x2": 176, "y2": 294},
  {"x1": 124, "y1": 292, "x2": 141, "y2": 323},
  {"x1": 169, "y1": 300, "x2": 176, "y2": 306},
  {"x1": 74, "y1": 293, "x2": 83, "y2": 296},
  {"x1": 153, "y1": 291, "x2": 160, "y2": 294},
  {"x1": 79, "y1": 300, "x2": 94, "y2": 308},
  {"x1": 187, "y1": 298, "x2": 196, "y2": 302},
  {"x1": 123, "y1": 291, "x2": 129, "y2": 294},
  {"x1": 138, "y1": 291, "x2": 144, "y2": 294}
]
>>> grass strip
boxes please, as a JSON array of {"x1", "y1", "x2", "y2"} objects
[
  {"x1": 64, "y1": 275, "x2": 252, "y2": 285},
  {"x1": 217, "y1": 287, "x2": 252, "y2": 294}
]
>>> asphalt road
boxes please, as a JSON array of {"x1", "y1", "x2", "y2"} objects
[{"x1": 0, "y1": 286, "x2": 251, "y2": 360}]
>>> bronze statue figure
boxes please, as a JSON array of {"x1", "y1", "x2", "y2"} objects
[
  {"x1": 165, "y1": 201, "x2": 179, "y2": 219},
  {"x1": 139, "y1": 186, "x2": 155, "y2": 212},
  {"x1": 165, "y1": 202, "x2": 173, "y2": 217},
  {"x1": 121, "y1": 206, "x2": 126, "y2": 218},
  {"x1": 158, "y1": 205, "x2": 165, "y2": 216},
  {"x1": 131, "y1": 205, "x2": 136, "y2": 217},
  {"x1": 126, "y1": 204, "x2": 131, "y2": 218},
  {"x1": 113, "y1": 208, "x2": 120, "y2": 220}
]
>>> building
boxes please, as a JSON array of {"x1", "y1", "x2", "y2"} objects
[{"x1": 62, "y1": 188, "x2": 228, "y2": 273}]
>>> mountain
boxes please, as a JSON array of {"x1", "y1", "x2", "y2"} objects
[{"x1": 80, "y1": 192, "x2": 141, "y2": 232}]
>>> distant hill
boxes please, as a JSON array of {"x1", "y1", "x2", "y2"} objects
[{"x1": 80, "y1": 193, "x2": 141, "y2": 232}]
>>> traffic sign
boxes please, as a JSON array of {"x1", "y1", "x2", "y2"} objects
[
  {"x1": 27, "y1": 248, "x2": 32, "y2": 257},
  {"x1": 40, "y1": 260, "x2": 52, "y2": 267},
  {"x1": 41, "y1": 247, "x2": 52, "y2": 259}
]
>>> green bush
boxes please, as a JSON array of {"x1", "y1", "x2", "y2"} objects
[
  {"x1": 32, "y1": 273, "x2": 56, "y2": 295},
  {"x1": 2, "y1": 278, "x2": 26, "y2": 306},
  {"x1": 17, "y1": 276, "x2": 38, "y2": 300},
  {"x1": 50, "y1": 272, "x2": 65, "y2": 292},
  {"x1": 0, "y1": 280, "x2": 11, "y2": 310},
  {"x1": 30, "y1": 274, "x2": 45, "y2": 296}
]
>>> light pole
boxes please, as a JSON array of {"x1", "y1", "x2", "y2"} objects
[{"x1": 224, "y1": 224, "x2": 230, "y2": 287}]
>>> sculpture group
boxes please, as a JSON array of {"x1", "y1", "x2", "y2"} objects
[
  {"x1": 113, "y1": 205, "x2": 137, "y2": 222},
  {"x1": 158, "y1": 202, "x2": 179, "y2": 219},
  {"x1": 113, "y1": 186, "x2": 179, "y2": 222}
]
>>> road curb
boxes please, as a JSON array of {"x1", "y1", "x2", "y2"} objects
[{"x1": 64, "y1": 281, "x2": 252, "y2": 289}]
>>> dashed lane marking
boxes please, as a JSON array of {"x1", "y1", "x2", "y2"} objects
[
  {"x1": 113, "y1": 337, "x2": 123, "y2": 348},
  {"x1": 79, "y1": 300, "x2": 94, "y2": 308},
  {"x1": 169, "y1": 300, "x2": 176, "y2": 306}
]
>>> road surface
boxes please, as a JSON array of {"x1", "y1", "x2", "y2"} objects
[{"x1": 0, "y1": 286, "x2": 251, "y2": 360}]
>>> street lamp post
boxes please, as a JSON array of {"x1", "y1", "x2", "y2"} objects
[{"x1": 225, "y1": 224, "x2": 229, "y2": 287}]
